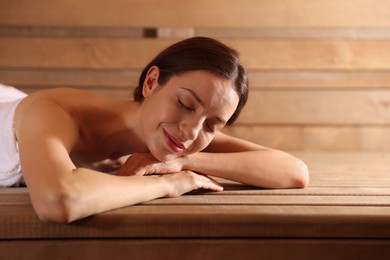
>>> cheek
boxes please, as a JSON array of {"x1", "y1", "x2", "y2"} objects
[{"x1": 144, "y1": 98, "x2": 176, "y2": 126}]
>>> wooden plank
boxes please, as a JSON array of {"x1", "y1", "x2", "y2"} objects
[
  {"x1": 144, "y1": 195, "x2": 390, "y2": 206},
  {"x1": 3, "y1": 26, "x2": 390, "y2": 40},
  {"x1": 295, "y1": 151, "x2": 390, "y2": 171},
  {"x1": 0, "y1": 70, "x2": 140, "y2": 89},
  {"x1": 195, "y1": 27, "x2": 390, "y2": 40},
  {"x1": 223, "y1": 126, "x2": 304, "y2": 150},
  {"x1": 239, "y1": 89, "x2": 390, "y2": 125},
  {"x1": 0, "y1": 26, "x2": 144, "y2": 38},
  {"x1": 1, "y1": 239, "x2": 390, "y2": 260},
  {"x1": 223, "y1": 126, "x2": 390, "y2": 152},
  {"x1": 1, "y1": 0, "x2": 390, "y2": 27},
  {"x1": 304, "y1": 126, "x2": 390, "y2": 151},
  {"x1": 295, "y1": 152, "x2": 390, "y2": 186},
  {"x1": 3, "y1": 192, "x2": 389, "y2": 207},
  {"x1": 234, "y1": 39, "x2": 390, "y2": 70},
  {"x1": 3, "y1": 38, "x2": 390, "y2": 70},
  {"x1": 3, "y1": 186, "x2": 390, "y2": 198},
  {"x1": 0, "y1": 38, "x2": 175, "y2": 70},
  {"x1": 0, "y1": 189, "x2": 30, "y2": 205},
  {"x1": 2, "y1": 70, "x2": 390, "y2": 90},
  {"x1": 1, "y1": 204, "x2": 390, "y2": 239},
  {"x1": 248, "y1": 71, "x2": 390, "y2": 89},
  {"x1": 217, "y1": 187, "x2": 390, "y2": 196}
]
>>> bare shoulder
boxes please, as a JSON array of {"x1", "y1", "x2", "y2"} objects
[
  {"x1": 15, "y1": 88, "x2": 108, "y2": 124},
  {"x1": 14, "y1": 88, "x2": 115, "y2": 152},
  {"x1": 14, "y1": 88, "x2": 92, "y2": 150}
]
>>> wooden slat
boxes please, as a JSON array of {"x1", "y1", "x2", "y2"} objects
[
  {"x1": 3, "y1": 70, "x2": 390, "y2": 89},
  {"x1": 3, "y1": 186, "x2": 390, "y2": 198},
  {"x1": 1, "y1": 0, "x2": 390, "y2": 27},
  {"x1": 223, "y1": 126, "x2": 304, "y2": 150},
  {"x1": 239, "y1": 89, "x2": 390, "y2": 125},
  {"x1": 1, "y1": 239, "x2": 390, "y2": 260},
  {"x1": 248, "y1": 71, "x2": 390, "y2": 89},
  {"x1": 1, "y1": 204, "x2": 390, "y2": 239},
  {"x1": 0, "y1": 38, "x2": 174, "y2": 70},
  {"x1": 3, "y1": 191, "x2": 389, "y2": 206},
  {"x1": 4, "y1": 26, "x2": 390, "y2": 40},
  {"x1": 216, "y1": 187, "x2": 390, "y2": 196},
  {"x1": 0, "y1": 70, "x2": 140, "y2": 89},
  {"x1": 195, "y1": 27, "x2": 390, "y2": 40},
  {"x1": 2, "y1": 38, "x2": 390, "y2": 70},
  {"x1": 144, "y1": 195, "x2": 390, "y2": 206},
  {"x1": 234, "y1": 39, "x2": 390, "y2": 70},
  {"x1": 223, "y1": 126, "x2": 390, "y2": 152}
]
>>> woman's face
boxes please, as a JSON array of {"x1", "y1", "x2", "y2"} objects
[{"x1": 140, "y1": 67, "x2": 239, "y2": 162}]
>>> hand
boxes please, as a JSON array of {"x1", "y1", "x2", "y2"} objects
[
  {"x1": 116, "y1": 153, "x2": 184, "y2": 176},
  {"x1": 161, "y1": 171, "x2": 223, "y2": 198}
]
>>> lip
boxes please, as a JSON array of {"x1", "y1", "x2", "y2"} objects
[{"x1": 163, "y1": 129, "x2": 185, "y2": 153}]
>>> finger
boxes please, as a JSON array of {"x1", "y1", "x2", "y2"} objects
[{"x1": 196, "y1": 175, "x2": 223, "y2": 192}]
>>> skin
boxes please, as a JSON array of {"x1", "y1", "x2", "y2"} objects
[{"x1": 14, "y1": 67, "x2": 309, "y2": 223}]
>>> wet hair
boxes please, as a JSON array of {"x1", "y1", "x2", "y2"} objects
[{"x1": 133, "y1": 37, "x2": 248, "y2": 125}]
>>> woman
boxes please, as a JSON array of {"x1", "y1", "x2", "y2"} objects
[{"x1": 1, "y1": 37, "x2": 309, "y2": 223}]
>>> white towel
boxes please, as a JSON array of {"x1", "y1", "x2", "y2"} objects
[{"x1": 0, "y1": 84, "x2": 27, "y2": 187}]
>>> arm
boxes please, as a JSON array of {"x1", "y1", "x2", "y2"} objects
[
  {"x1": 15, "y1": 96, "x2": 221, "y2": 223},
  {"x1": 184, "y1": 132, "x2": 309, "y2": 188},
  {"x1": 118, "y1": 132, "x2": 309, "y2": 189}
]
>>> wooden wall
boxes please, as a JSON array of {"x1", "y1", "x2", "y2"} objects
[{"x1": 1, "y1": 0, "x2": 390, "y2": 151}]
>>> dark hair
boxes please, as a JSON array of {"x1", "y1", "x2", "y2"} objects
[{"x1": 133, "y1": 37, "x2": 248, "y2": 125}]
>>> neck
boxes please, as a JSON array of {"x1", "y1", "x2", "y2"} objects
[{"x1": 99, "y1": 100, "x2": 148, "y2": 159}]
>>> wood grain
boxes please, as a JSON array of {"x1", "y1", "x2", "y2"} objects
[
  {"x1": 1, "y1": 239, "x2": 389, "y2": 260},
  {"x1": 2, "y1": 38, "x2": 390, "y2": 70},
  {"x1": 1, "y1": 0, "x2": 390, "y2": 27}
]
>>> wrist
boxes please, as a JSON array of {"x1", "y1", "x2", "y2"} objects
[
  {"x1": 181, "y1": 153, "x2": 194, "y2": 170},
  {"x1": 154, "y1": 175, "x2": 172, "y2": 198}
]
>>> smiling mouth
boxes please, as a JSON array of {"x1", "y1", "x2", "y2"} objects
[{"x1": 163, "y1": 129, "x2": 185, "y2": 153}]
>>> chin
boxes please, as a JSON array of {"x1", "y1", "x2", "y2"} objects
[{"x1": 150, "y1": 148, "x2": 178, "y2": 162}]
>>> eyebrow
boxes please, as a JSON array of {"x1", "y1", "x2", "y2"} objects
[
  {"x1": 182, "y1": 87, "x2": 204, "y2": 106},
  {"x1": 182, "y1": 87, "x2": 227, "y2": 125}
]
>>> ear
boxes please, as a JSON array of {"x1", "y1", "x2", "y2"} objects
[{"x1": 142, "y1": 66, "x2": 160, "y2": 98}]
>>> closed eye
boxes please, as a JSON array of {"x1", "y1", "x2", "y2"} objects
[
  {"x1": 205, "y1": 123, "x2": 215, "y2": 133},
  {"x1": 177, "y1": 99, "x2": 194, "y2": 111}
]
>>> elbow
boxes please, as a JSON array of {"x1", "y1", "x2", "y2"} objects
[
  {"x1": 290, "y1": 159, "x2": 310, "y2": 188},
  {"x1": 36, "y1": 202, "x2": 75, "y2": 224},
  {"x1": 35, "y1": 206, "x2": 71, "y2": 224},
  {"x1": 31, "y1": 182, "x2": 81, "y2": 224}
]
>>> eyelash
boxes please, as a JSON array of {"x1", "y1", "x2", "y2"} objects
[
  {"x1": 177, "y1": 99, "x2": 215, "y2": 134},
  {"x1": 177, "y1": 99, "x2": 194, "y2": 112},
  {"x1": 205, "y1": 124, "x2": 215, "y2": 133}
]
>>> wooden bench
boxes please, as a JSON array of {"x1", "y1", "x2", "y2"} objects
[{"x1": 1, "y1": 152, "x2": 390, "y2": 259}]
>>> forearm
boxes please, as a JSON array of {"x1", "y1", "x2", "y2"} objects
[
  {"x1": 29, "y1": 166, "x2": 223, "y2": 223},
  {"x1": 30, "y1": 168, "x2": 169, "y2": 223},
  {"x1": 71, "y1": 168, "x2": 169, "y2": 219},
  {"x1": 184, "y1": 149, "x2": 309, "y2": 188}
]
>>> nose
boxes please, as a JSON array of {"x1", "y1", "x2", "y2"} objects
[{"x1": 179, "y1": 118, "x2": 203, "y2": 141}]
